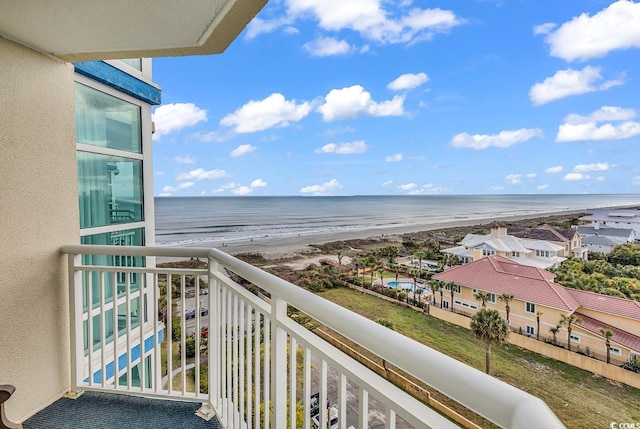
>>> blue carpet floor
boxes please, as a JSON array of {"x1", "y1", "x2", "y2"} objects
[{"x1": 23, "y1": 391, "x2": 221, "y2": 429}]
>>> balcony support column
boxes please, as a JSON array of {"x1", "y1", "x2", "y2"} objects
[{"x1": 270, "y1": 296, "x2": 287, "y2": 429}]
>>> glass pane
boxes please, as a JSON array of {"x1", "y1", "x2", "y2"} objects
[
  {"x1": 78, "y1": 152, "x2": 144, "y2": 228},
  {"x1": 75, "y1": 83, "x2": 141, "y2": 153},
  {"x1": 119, "y1": 58, "x2": 142, "y2": 71}
]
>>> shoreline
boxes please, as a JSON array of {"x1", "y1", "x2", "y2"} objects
[{"x1": 157, "y1": 208, "x2": 592, "y2": 265}]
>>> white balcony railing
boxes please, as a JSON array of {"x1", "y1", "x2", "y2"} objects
[{"x1": 62, "y1": 245, "x2": 564, "y2": 429}]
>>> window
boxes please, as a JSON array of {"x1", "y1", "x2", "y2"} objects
[
  {"x1": 472, "y1": 288, "x2": 477, "y2": 294},
  {"x1": 535, "y1": 250, "x2": 551, "y2": 258},
  {"x1": 608, "y1": 347, "x2": 622, "y2": 357},
  {"x1": 525, "y1": 302, "x2": 536, "y2": 314},
  {"x1": 487, "y1": 293, "x2": 496, "y2": 304},
  {"x1": 482, "y1": 248, "x2": 496, "y2": 256},
  {"x1": 526, "y1": 325, "x2": 535, "y2": 336},
  {"x1": 75, "y1": 83, "x2": 142, "y2": 153},
  {"x1": 511, "y1": 251, "x2": 520, "y2": 257},
  {"x1": 570, "y1": 335, "x2": 581, "y2": 344},
  {"x1": 442, "y1": 301, "x2": 450, "y2": 310}
]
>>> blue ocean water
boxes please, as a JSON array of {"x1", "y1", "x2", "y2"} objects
[{"x1": 154, "y1": 195, "x2": 640, "y2": 247}]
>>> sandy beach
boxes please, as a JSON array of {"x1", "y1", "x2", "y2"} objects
[{"x1": 157, "y1": 208, "x2": 591, "y2": 266}]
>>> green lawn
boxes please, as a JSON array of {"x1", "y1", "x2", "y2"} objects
[{"x1": 318, "y1": 287, "x2": 640, "y2": 428}]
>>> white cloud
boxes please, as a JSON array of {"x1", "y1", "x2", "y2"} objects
[
  {"x1": 319, "y1": 126, "x2": 356, "y2": 137},
  {"x1": 251, "y1": 179, "x2": 268, "y2": 188},
  {"x1": 387, "y1": 72, "x2": 429, "y2": 91},
  {"x1": 533, "y1": 23, "x2": 556, "y2": 35},
  {"x1": 245, "y1": 16, "x2": 294, "y2": 39},
  {"x1": 232, "y1": 186, "x2": 252, "y2": 196},
  {"x1": 529, "y1": 66, "x2": 622, "y2": 105},
  {"x1": 398, "y1": 183, "x2": 417, "y2": 191},
  {"x1": 230, "y1": 144, "x2": 257, "y2": 157},
  {"x1": 450, "y1": 128, "x2": 543, "y2": 149},
  {"x1": 564, "y1": 173, "x2": 588, "y2": 181},
  {"x1": 300, "y1": 178, "x2": 343, "y2": 195},
  {"x1": 317, "y1": 85, "x2": 405, "y2": 121},
  {"x1": 220, "y1": 93, "x2": 311, "y2": 133},
  {"x1": 382, "y1": 180, "x2": 393, "y2": 186},
  {"x1": 542, "y1": 0, "x2": 640, "y2": 61},
  {"x1": 304, "y1": 37, "x2": 353, "y2": 56},
  {"x1": 177, "y1": 168, "x2": 226, "y2": 181},
  {"x1": 315, "y1": 141, "x2": 368, "y2": 154},
  {"x1": 162, "y1": 181, "x2": 195, "y2": 193},
  {"x1": 556, "y1": 105, "x2": 640, "y2": 142},
  {"x1": 505, "y1": 174, "x2": 522, "y2": 185},
  {"x1": 174, "y1": 155, "x2": 196, "y2": 164},
  {"x1": 526, "y1": 173, "x2": 537, "y2": 178},
  {"x1": 573, "y1": 162, "x2": 614, "y2": 173},
  {"x1": 385, "y1": 153, "x2": 403, "y2": 162},
  {"x1": 537, "y1": 184, "x2": 550, "y2": 190},
  {"x1": 285, "y1": 1, "x2": 462, "y2": 45},
  {"x1": 152, "y1": 103, "x2": 207, "y2": 139},
  {"x1": 545, "y1": 166, "x2": 563, "y2": 174}
]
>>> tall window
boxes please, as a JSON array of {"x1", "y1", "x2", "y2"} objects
[{"x1": 525, "y1": 302, "x2": 536, "y2": 314}]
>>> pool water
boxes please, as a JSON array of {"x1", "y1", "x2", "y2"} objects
[{"x1": 387, "y1": 281, "x2": 415, "y2": 289}]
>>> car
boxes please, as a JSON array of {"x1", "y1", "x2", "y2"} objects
[
  {"x1": 189, "y1": 325, "x2": 208, "y2": 339},
  {"x1": 311, "y1": 404, "x2": 338, "y2": 429},
  {"x1": 185, "y1": 309, "x2": 196, "y2": 319},
  {"x1": 200, "y1": 306, "x2": 208, "y2": 316}
]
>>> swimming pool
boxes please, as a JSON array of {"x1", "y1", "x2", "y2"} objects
[{"x1": 387, "y1": 281, "x2": 414, "y2": 289}]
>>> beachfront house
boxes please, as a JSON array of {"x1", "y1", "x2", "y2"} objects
[
  {"x1": 442, "y1": 224, "x2": 566, "y2": 269},
  {"x1": 433, "y1": 255, "x2": 640, "y2": 364},
  {"x1": 508, "y1": 224, "x2": 587, "y2": 260},
  {"x1": 579, "y1": 209, "x2": 640, "y2": 239},
  {"x1": 0, "y1": 3, "x2": 562, "y2": 428}
]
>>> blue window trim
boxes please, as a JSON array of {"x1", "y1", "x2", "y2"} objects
[{"x1": 74, "y1": 61, "x2": 161, "y2": 105}]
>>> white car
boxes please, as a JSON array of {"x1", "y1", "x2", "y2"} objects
[{"x1": 311, "y1": 405, "x2": 338, "y2": 429}]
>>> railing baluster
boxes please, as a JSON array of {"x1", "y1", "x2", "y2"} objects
[
  {"x1": 271, "y1": 297, "x2": 287, "y2": 429},
  {"x1": 253, "y1": 312, "x2": 260, "y2": 429},
  {"x1": 263, "y1": 317, "x2": 270, "y2": 429},
  {"x1": 180, "y1": 274, "x2": 186, "y2": 395},
  {"x1": 385, "y1": 406, "x2": 396, "y2": 429},
  {"x1": 225, "y1": 287, "x2": 232, "y2": 427},
  {"x1": 125, "y1": 271, "x2": 132, "y2": 389},
  {"x1": 152, "y1": 272, "x2": 160, "y2": 394},
  {"x1": 289, "y1": 337, "x2": 297, "y2": 429},
  {"x1": 166, "y1": 273, "x2": 173, "y2": 394},
  {"x1": 67, "y1": 253, "x2": 84, "y2": 397},
  {"x1": 112, "y1": 272, "x2": 118, "y2": 390},
  {"x1": 359, "y1": 387, "x2": 368, "y2": 429},
  {"x1": 233, "y1": 293, "x2": 239, "y2": 429},
  {"x1": 138, "y1": 275, "x2": 145, "y2": 393},
  {"x1": 319, "y1": 359, "x2": 328, "y2": 429},
  {"x1": 239, "y1": 299, "x2": 246, "y2": 427},
  {"x1": 246, "y1": 305, "x2": 253, "y2": 429},
  {"x1": 86, "y1": 270, "x2": 94, "y2": 388},
  {"x1": 99, "y1": 271, "x2": 106, "y2": 387},
  {"x1": 303, "y1": 347, "x2": 311, "y2": 429},
  {"x1": 338, "y1": 373, "x2": 346, "y2": 429}
]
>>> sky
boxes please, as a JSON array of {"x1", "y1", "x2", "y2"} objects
[{"x1": 151, "y1": 0, "x2": 640, "y2": 197}]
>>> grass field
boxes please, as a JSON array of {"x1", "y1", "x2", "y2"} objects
[{"x1": 318, "y1": 287, "x2": 640, "y2": 428}]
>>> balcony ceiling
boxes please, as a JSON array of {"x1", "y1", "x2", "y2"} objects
[{"x1": 0, "y1": 0, "x2": 267, "y2": 61}]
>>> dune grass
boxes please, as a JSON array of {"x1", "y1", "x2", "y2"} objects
[{"x1": 318, "y1": 287, "x2": 640, "y2": 428}]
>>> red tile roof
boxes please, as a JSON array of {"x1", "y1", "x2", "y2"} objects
[
  {"x1": 567, "y1": 288, "x2": 640, "y2": 321},
  {"x1": 433, "y1": 255, "x2": 579, "y2": 311},
  {"x1": 575, "y1": 312, "x2": 640, "y2": 353}
]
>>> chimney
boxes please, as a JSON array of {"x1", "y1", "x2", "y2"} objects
[{"x1": 491, "y1": 224, "x2": 507, "y2": 238}]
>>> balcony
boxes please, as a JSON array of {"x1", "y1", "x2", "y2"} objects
[{"x1": 21, "y1": 245, "x2": 563, "y2": 428}]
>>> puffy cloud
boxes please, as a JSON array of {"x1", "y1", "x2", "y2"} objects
[
  {"x1": 284, "y1": 0, "x2": 462, "y2": 45},
  {"x1": 220, "y1": 93, "x2": 311, "y2": 133},
  {"x1": 315, "y1": 140, "x2": 368, "y2": 154},
  {"x1": 387, "y1": 72, "x2": 429, "y2": 91},
  {"x1": 573, "y1": 162, "x2": 615, "y2": 173},
  {"x1": 505, "y1": 174, "x2": 522, "y2": 185},
  {"x1": 529, "y1": 66, "x2": 623, "y2": 105},
  {"x1": 533, "y1": 23, "x2": 556, "y2": 35},
  {"x1": 398, "y1": 183, "x2": 417, "y2": 191},
  {"x1": 177, "y1": 168, "x2": 227, "y2": 181},
  {"x1": 245, "y1": 16, "x2": 294, "y2": 39},
  {"x1": 526, "y1": 173, "x2": 537, "y2": 178},
  {"x1": 174, "y1": 155, "x2": 196, "y2": 164},
  {"x1": 317, "y1": 85, "x2": 405, "y2": 121},
  {"x1": 556, "y1": 106, "x2": 640, "y2": 142},
  {"x1": 230, "y1": 144, "x2": 257, "y2": 157},
  {"x1": 300, "y1": 179, "x2": 343, "y2": 195},
  {"x1": 545, "y1": 166, "x2": 564, "y2": 174},
  {"x1": 251, "y1": 179, "x2": 268, "y2": 188},
  {"x1": 224, "y1": 179, "x2": 268, "y2": 196},
  {"x1": 162, "y1": 181, "x2": 195, "y2": 193},
  {"x1": 450, "y1": 128, "x2": 543, "y2": 149},
  {"x1": 542, "y1": 0, "x2": 640, "y2": 61},
  {"x1": 382, "y1": 180, "x2": 393, "y2": 186},
  {"x1": 385, "y1": 153, "x2": 403, "y2": 162},
  {"x1": 564, "y1": 173, "x2": 587, "y2": 181},
  {"x1": 152, "y1": 103, "x2": 207, "y2": 139},
  {"x1": 303, "y1": 37, "x2": 352, "y2": 56},
  {"x1": 232, "y1": 186, "x2": 252, "y2": 196}
]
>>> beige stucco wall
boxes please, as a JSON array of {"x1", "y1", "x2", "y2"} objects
[{"x1": 0, "y1": 38, "x2": 78, "y2": 422}]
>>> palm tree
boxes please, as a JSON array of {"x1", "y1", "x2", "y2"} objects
[
  {"x1": 336, "y1": 251, "x2": 344, "y2": 276},
  {"x1": 474, "y1": 291, "x2": 490, "y2": 308},
  {"x1": 559, "y1": 314, "x2": 582, "y2": 352},
  {"x1": 498, "y1": 294, "x2": 514, "y2": 323},
  {"x1": 599, "y1": 328, "x2": 614, "y2": 364},
  {"x1": 430, "y1": 280, "x2": 443, "y2": 308},
  {"x1": 378, "y1": 268, "x2": 385, "y2": 289},
  {"x1": 536, "y1": 311, "x2": 543, "y2": 341},
  {"x1": 470, "y1": 308, "x2": 510, "y2": 374},
  {"x1": 549, "y1": 325, "x2": 560, "y2": 344},
  {"x1": 448, "y1": 282, "x2": 456, "y2": 312},
  {"x1": 413, "y1": 250, "x2": 428, "y2": 279}
]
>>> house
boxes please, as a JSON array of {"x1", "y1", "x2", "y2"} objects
[
  {"x1": 442, "y1": 224, "x2": 567, "y2": 269},
  {"x1": 0, "y1": 3, "x2": 562, "y2": 428},
  {"x1": 433, "y1": 255, "x2": 640, "y2": 363},
  {"x1": 508, "y1": 224, "x2": 587, "y2": 259},
  {"x1": 575, "y1": 225, "x2": 636, "y2": 244},
  {"x1": 580, "y1": 209, "x2": 640, "y2": 239},
  {"x1": 582, "y1": 235, "x2": 619, "y2": 254}
]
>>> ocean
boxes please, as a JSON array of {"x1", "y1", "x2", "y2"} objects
[{"x1": 154, "y1": 194, "x2": 640, "y2": 247}]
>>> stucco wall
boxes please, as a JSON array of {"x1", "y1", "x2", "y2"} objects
[{"x1": 0, "y1": 38, "x2": 78, "y2": 422}]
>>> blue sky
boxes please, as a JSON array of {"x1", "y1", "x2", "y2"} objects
[{"x1": 151, "y1": 0, "x2": 640, "y2": 197}]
